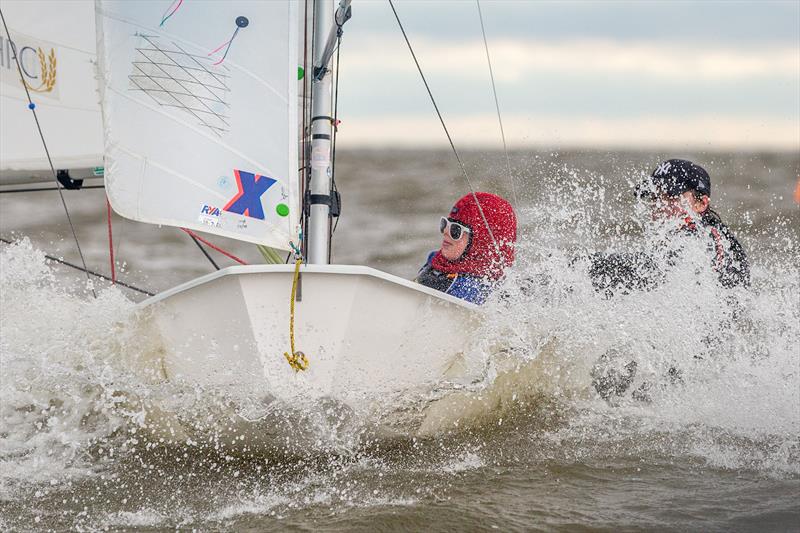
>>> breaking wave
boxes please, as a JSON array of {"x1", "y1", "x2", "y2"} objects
[{"x1": 1, "y1": 164, "x2": 798, "y2": 529}]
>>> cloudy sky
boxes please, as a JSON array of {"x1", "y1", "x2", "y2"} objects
[{"x1": 334, "y1": 1, "x2": 799, "y2": 150}]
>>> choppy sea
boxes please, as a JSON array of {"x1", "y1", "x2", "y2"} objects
[{"x1": 1, "y1": 149, "x2": 798, "y2": 531}]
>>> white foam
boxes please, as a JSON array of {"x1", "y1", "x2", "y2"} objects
[{"x1": 1, "y1": 175, "x2": 798, "y2": 501}]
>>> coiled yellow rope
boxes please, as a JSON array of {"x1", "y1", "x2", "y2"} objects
[{"x1": 284, "y1": 258, "x2": 309, "y2": 372}]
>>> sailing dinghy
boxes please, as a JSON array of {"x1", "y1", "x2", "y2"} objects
[{"x1": 92, "y1": 0, "x2": 487, "y2": 429}]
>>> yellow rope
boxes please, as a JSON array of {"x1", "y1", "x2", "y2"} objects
[{"x1": 284, "y1": 258, "x2": 309, "y2": 372}]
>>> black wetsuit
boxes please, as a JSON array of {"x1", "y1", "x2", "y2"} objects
[
  {"x1": 696, "y1": 208, "x2": 749, "y2": 288},
  {"x1": 589, "y1": 209, "x2": 749, "y2": 295}
]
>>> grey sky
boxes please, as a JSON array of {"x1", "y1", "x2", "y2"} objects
[
  {"x1": 350, "y1": 1, "x2": 800, "y2": 44},
  {"x1": 335, "y1": 1, "x2": 800, "y2": 149}
]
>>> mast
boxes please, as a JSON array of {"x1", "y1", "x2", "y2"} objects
[
  {"x1": 306, "y1": 0, "x2": 334, "y2": 264},
  {"x1": 306, "y1": 0, "x2": 350, "y2": 264}
]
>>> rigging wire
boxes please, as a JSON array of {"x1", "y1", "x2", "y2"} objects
[
  {"x1": 387, "y1": 0, "x2": 501, "y2": 255},
  {"x1": 0, "y1": 7, "x2": 96, "y2": 298},
  {"x1": 476, "y1": 0, "x2": 517, "y2": 207},
  {"x1": 328, "y1": 16, "x2": 344, "y2": 259},
  {"x1": 187, "y1": 233, "x2": 220, "y2": 270},
  {"x1": 0, "y1": 237, "x2": 154, "y2": 296}
]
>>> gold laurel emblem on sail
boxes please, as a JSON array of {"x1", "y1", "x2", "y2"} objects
[{"x1": 22, "y1": 48, "x2": 57, "y2": 93}]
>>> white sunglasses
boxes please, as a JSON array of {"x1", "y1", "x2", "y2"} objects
[{"x1": 439, "y1": 217, "x2": 471, "y2": 241}]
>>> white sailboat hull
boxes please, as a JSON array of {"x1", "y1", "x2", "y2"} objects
[{"x1": 137, "y1": 264, "x2": 484, "y2": 437}]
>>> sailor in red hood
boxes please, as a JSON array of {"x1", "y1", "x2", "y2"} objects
[{"x1": 416, "y1": 192, "x2": 517, "y2": 304}]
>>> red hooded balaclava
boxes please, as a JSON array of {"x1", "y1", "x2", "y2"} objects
[{"x1": 431, "y1": 192, "x2": 517, "y2": 280}]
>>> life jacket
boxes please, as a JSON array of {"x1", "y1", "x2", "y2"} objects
[{"x1": 416, "y1": 252, "x2": 494, "y2": 304}]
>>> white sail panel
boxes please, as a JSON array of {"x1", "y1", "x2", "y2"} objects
[
  {"x1": 96, "y1": 0, "x2": 299, "y2": 250},
  {"x1": 0, "y1": 0, "x2": 103, "y2": 184}
]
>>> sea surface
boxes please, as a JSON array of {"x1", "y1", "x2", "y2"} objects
[{"x1": 1, "y1": 149, "x2": 799, "y2": 531}]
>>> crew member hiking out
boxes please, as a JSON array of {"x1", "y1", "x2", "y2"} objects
[{"x1": 590, "y1": 159, "x2": 750, "y2": 295}]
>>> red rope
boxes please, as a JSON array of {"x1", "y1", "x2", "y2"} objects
[
  {"x1": 180, "y1": 228, "x2": 248, "y2": 265},
  {"x1": 106, "y1": 196, "x2": 116, "y2": 283}
]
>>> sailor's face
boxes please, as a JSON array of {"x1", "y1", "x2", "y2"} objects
[
  {"x1": 441, "y1": 228, "x2": 469, "y2": 261},
  {"x1": 650, "y1": 191, "x2": 708, "y2": 220}
]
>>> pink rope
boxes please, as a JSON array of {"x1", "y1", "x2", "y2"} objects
[
  {"x1": 208, "y1": 38, "x2": 233, "y2": 57},
  {"x1": 208, "y1": 26, "x2": 241, "y2": 66}
]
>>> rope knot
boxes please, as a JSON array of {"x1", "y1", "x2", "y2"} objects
[{"x1": 284, "y1": 350, "x2": 309, "y2": 372}]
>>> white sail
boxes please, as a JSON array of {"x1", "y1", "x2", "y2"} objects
[
  {"x1": 0, "y1": 0, "x2": 103, "y2": 184},
  {"x1": 96, "y1": 0, "x2": 300, "y2": 250}
]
